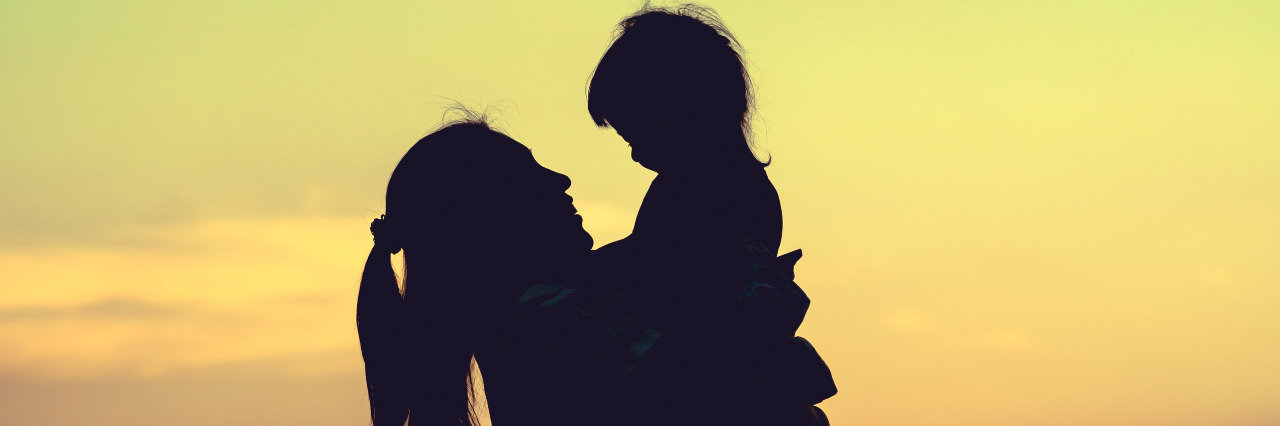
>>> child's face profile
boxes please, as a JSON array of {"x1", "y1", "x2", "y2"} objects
[{"x1": 607, "y1": 110, "x2": 686, "y2": 173}]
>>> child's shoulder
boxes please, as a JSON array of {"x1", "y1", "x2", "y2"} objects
[
  {"x1": 655, "y1": 166, "x2": 778, "y2": 204},
  {"x1": 638, "y1": 166, "x2": 783, "y2": 250}
]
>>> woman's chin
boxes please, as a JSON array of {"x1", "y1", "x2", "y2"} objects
[
  {"x1": 560, "y1": 215, "x2": 594, "y2": 251},
  {"x1": 575, "y1": 226, "x2": 595, "y2": 252}
]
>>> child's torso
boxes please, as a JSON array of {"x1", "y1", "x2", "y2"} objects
[{"x1": 630, "y1": 166, "x2": 782, "y2": 254}]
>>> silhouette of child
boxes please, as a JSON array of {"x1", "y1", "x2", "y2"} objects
[
  {"x1": 582, "y1": 5, "x2": 833, "y2": 424},
  {"x1": 589, "y1": 5, "x2": 781, "y2": 306}
]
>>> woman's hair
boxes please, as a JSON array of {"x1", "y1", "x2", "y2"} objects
[
  {"x1": 358, "y1": 120, "x2": 505, "y2": 426},
  {"x1": 587, "y1": 3, "x2": 762, "y2": 160}
]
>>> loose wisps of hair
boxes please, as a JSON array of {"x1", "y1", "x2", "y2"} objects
[{"x1": 432, "y1": 98, "x2": 516, "y2": 136}]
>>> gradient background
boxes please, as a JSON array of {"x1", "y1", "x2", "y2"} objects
[{"x1": 2, "y1": 1, "x2": 1278, "y2": 425}]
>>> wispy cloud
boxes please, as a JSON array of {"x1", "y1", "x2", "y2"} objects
[
  {"x1": 0, "y1": 216, "x2": 368, "y2": 380},
  {"x1": 0, "y1": 349, "x2": 369, "y2": 426},
  {"x1": 0, "y1": 298, "x2": 187, "y2": 322}
]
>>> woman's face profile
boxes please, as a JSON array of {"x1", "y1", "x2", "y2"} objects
[
  {"x1": 391, "y1": 127, "x2": 593, "y2": 257},
  {"x1": 471, "y1": 135, "x2": 594, "y2": 254}
]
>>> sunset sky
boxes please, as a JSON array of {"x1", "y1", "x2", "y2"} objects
[{"x1": 2, "y1": 0, "x2": 1278, "y2": 425}]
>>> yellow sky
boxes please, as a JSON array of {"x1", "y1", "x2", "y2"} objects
[{"x1": 2, "y1": 0, "x2": 1278, "y2": 425}]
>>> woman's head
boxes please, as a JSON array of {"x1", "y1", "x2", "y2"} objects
[
  {"x1": 385, "y1": 121, "x2": 592, "y2": 263},
  {"x1": 588, "y1": 4, "x2": 762, "y2": 171},
  {"x1": 359, "y1": 120, "x2": 591, "y2": 426}
]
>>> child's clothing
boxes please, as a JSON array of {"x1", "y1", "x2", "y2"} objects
[
  {"x1": 497, "y1": 162, "x2": 836, "y2": 424},
  {"x1": 604, "y1": 164, "x2": 783, "y2": 257},
  {"x1": 508, "y1": 238, "x2": 835, "y2": 425}
]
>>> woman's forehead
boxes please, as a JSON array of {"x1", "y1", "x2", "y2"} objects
[
  {"x1": 488, "y1": 135, "x2": 536, "y2": 162},
  {"x1": 439, "y1": 134, "x2": 537, "y2": 173}
]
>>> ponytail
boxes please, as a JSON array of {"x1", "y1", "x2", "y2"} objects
[
  {"x1": 358, "y1": 215, "x2": 478, "y2": 426},
  {"x1": 358, "y1": 242, "x2": 410, "y2": 426}
]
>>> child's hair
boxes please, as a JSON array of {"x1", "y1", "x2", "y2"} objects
[{"x1": 588, "y1": 4, "x2": 761, "y2": 158}]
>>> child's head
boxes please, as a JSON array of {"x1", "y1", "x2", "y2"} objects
[{"x1": 588, "y1": 4, "x2": 763, "y2": 172}]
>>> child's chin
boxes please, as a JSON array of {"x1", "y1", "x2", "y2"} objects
[{"x1": 631, "y1": 153, "x2": 663, "y2": 172}]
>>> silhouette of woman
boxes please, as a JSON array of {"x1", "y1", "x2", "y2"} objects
[{"x1": 356, "y1": 121, "x2": 594, "y2": 426}]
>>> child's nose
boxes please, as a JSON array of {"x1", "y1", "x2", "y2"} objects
[{"x1": 544, "y1": 167, "x2": 571, "y2": 191}]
